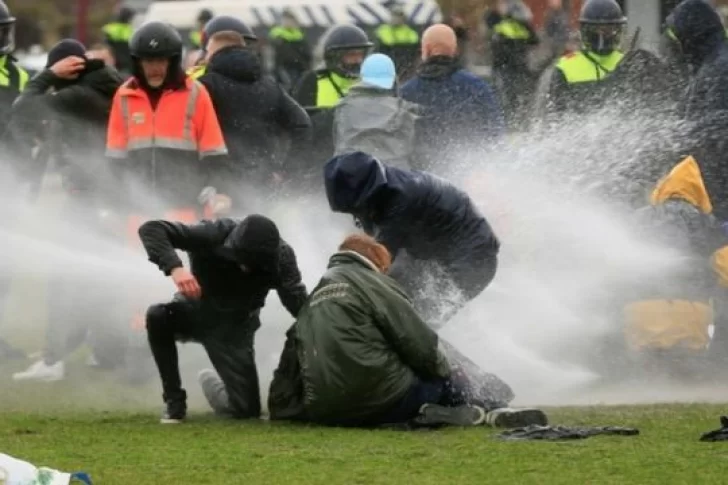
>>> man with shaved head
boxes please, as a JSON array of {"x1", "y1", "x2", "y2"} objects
[{"x1": 399, "y1": 24, "x2": 504, "y2": 176}]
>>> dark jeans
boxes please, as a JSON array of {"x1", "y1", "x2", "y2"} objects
[
  {"x1": 388, "y1": 251, "x2": 498, "y2": 329},
  {"x1": 145, "y1": 294, "x2": 261, "y2": 418},
  {"x1": 332, "y1": 363, "x2": 483, "y2": 428}
]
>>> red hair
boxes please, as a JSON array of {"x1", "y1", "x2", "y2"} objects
[{"x1": 339, "y1": 233, "x2": 392, "y2": 273}]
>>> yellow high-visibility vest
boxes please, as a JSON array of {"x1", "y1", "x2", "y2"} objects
[{"x1": 556, "y1": 50, "x2": 624, "y2": 84}]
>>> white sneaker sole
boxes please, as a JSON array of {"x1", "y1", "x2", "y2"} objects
[
  {"x1": 160, "y1": 417, "x2": 184, "y2": 424},
  {"x1": 12, "y1": 374, "x2": 64, "y2": 383}
]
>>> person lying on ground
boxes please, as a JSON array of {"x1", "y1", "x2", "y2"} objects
[
  {"x1": 324, "y1": 151, "x2": 499, "y2": 329},
  {"x1": 138, "y1": 214, "x2": 308, "y2": 423},
  {"x1": 267, "y1": 233, "x2": 547, "y2": 428}
]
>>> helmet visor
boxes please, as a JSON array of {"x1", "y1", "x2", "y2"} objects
[
  {"x1": 581, "y1": 23, "x2": 623, "y2": 54},
  {"x1": 329, "y1": 47, "x2": 372, "y2": 77},
  {"x1": 0, "y1": 23, "x2": 15, "y2": 55}
]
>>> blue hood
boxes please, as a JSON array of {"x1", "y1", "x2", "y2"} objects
[
  {"x1": 668, "y1": 0, "x2": 725, "y2": 68},
  {"x1": 324, "y1": 152, "x2": 392, "y2": 213}
]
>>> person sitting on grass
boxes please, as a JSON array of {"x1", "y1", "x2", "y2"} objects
[{"x1": 268, "y1": 233, "x2": 548, "y2": 428}]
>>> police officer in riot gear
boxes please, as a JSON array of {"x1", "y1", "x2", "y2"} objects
[
  {"x1": 545, "y1": 0, "x2": 626, "y2": 116},
  {"x1": 188, "y1": 15, "x2": 258, "y2": 79},
  {"x1": 102, "y1": 5, "x2": 136, "y2": 76},
  {"x1": 288, "y1": 25, "x2": 373, "y2": 192},
  {"x1": 292, "y1": 24, "x2": 373, "y2": 108},
  {"x1": 189, "y1": 8, "x2": 214, "y2": 49}
]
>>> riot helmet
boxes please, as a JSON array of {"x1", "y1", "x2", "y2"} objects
[
  {"x1": 579, "y1": 0, "x2": 627, "y2": 55},
  {"x1": 202, "y1": 15, "x2": 257, "y2": 50},
  {"x1": 129, "y1": 21, "x2": 183, "y2": 88},
  {"x1": 0, "y1": 1, "x2": 15, "y2": 56},
  {"x1": 322, "y1": 25, "x2": 374, "y2": 78}
]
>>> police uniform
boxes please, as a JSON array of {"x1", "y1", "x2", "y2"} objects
[
  {"x1": 545, "y1": 0, "x2": 627, "y2": 116},
  {"x1": 102, "y1": 20, "x2": 134, "y2": 74},
  {"x1": 269, "y1": 24, "x2": 311, "y2": 91},
  {"x1": 375, "y1": 22, "x2": 419, "y2": 76}
]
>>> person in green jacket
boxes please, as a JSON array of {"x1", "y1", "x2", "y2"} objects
[{"x1": 268, "y1": 233, "x2": 549, "y2": 428}]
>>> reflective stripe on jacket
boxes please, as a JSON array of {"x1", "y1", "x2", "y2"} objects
[{"x1": 106, "y1": 76, "x2": 227, "y2": 159}]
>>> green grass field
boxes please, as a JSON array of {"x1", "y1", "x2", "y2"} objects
[{"x1": 2, "y1": 375, "x2": 727, "y2": 485}]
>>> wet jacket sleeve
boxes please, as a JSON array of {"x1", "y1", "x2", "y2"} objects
[
  {"x1": 193, "y1": 83, "x2": 228, "y2": 159},
  {"x1": 371, "y1": 279, "x2": 450, "y2": 380},
  {"x1": 276, "y1": 243, "x2": 309, "y2": 317},
  {"x1": 292, "y1": 70, "x2": 318, "y2": 108},
  {"x1": 275, "y1": 86, "x2": 312, "y2": 149},
  {"x1": 138, "y1": 219, "x2": 236, "y2": 275},
  {"x1": 106, "y1": 90, "x2": 128, "y2": 158}
]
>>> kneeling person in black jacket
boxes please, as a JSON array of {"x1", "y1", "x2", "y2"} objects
[
  {"x1": 325, "y1": 152, "x2": 500, "y2": 329},
  {"x1": 138, "y1": 215, "x2": 308, "y2": 423},
  {"x1": 198, "y1": 30, "x2": 311, "y2": 197}
]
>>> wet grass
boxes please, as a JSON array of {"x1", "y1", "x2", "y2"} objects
[{"x1": 0, "y1": 398, "x2": 726, "y2": 484}]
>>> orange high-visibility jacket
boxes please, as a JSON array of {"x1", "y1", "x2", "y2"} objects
[{"x1": 106, "y1": 76, "x2": 227, "y2": 159}]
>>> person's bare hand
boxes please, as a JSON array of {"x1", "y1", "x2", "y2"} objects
[
  {"x1": 50, "y1": 56, "x2": 86, "y2": 79},
  {"x1": 171, "y1": 267, "x2": 201, "y2": 299}
]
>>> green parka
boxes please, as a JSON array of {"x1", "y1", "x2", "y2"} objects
[{"x1": 268, "y1": 251, "x2": 450, "y2": 423}]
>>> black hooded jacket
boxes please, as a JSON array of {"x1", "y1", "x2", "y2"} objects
[
  {"x1": 199, "y1": 47, "x2": 312, "y2": 183},
  {"x1": 668, "y1": 0, "x2": 728, "y2": 220},
  {"x1": 324, "y1": 152, "x2": 500, "y2": 265},
  {"x1": 138, "y1": 216, "x2": 308, "y2": 317},
  {"x1": 11, "y1": 60, "x2": 123, "y2": 192}
]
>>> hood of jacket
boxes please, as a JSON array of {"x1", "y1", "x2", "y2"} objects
[
  {"x1": 667, "y1": 0, "x2": 725, "y2": 69},
  {"x1": 324, "y1": 152, "x2": 396, "y2": 214},
  {"x1": 219, "y1": 214, "x2": 281, "y2": 273},
  {"x1": 346, "y1": 82, "x2": 396, "y2": 97},
  {"x1": 650, "y1": 155, "x2": 713, "y2": 214},
  {"x1": 77, "y1": 60, "x2": 124, "y2": 98},
  {"x1": 207, "y1": 46, "x2": 262, "y2": 83},
  {"x1": 416, "y1": 55, "x2": 460, "y2": 80}
]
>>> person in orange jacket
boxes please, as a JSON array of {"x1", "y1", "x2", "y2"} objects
[{"x1": 106, "y1": 21, "x2": 228, "y2": 213}]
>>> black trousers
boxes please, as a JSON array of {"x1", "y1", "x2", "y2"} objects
[
  {"x1": 388, "y1": 250, "x2": 498, "y2": 329},
  {"x1": 145, "y1": 295, "x2": 261, "y2": 418}
]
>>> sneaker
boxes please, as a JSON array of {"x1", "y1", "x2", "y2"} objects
[
  {"x1": 160, "y1": 401, "x2": 186, "y2": 424},
  {"x1": 416, "y1": 403, "x2": 487, "y2": 427},
  {"x1": 485, "y1": 407, "x2": 549, "y2": 428},
  {"x1": 12, "y1": 360, "x2": 65, "y2": 382}
]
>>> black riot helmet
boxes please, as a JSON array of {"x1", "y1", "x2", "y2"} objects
[
  {"x1": 579, "y1": 0, "x2": 627, "y2": 55},
  {"x1": 0, "y1": 1, "x2": 15, "y2": 56},
  {"x1": 129, "y1": 21, "x2": 183, "y2": 86},
  {"x1": 202, "y1": 15, "x2": 258, "y2": 49},
  {"x1": 322, "y1": 24, "x2": 374, "y2": 78}
]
